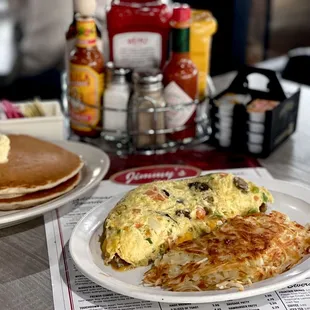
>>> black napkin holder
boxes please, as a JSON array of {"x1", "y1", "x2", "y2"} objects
[{"x1": 209, "y1": 66, "x2": 300, "y2": 158}]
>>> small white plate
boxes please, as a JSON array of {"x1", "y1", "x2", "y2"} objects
[
  {"x1": 0, "y1": 140, "x2": 110, "y2": 228},
  {"x1": 69, "y1": 178, "x2": 310, "y2": 304}
]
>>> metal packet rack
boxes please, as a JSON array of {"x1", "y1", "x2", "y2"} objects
[{"x1": 63, "y1": 73, "x2": 215, "y2": 155}]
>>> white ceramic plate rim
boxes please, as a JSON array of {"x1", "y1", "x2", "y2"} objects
[
  {"x1": 0, "y1": 140, "x2": 110, "y2": 227},
  {"x1": 70, "y1": 177, "x2": 310, "y2": 304}
]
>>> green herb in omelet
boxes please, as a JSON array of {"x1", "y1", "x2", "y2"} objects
[
  {"x1": 262, "y1": 193, "x2": 268, "y2": 203},
  {"x1": 146, "y1": 238, "x2": 153, "y2": 244},
  {"x1": 252, "y1": 186, "x2": 259, "y2": 194},
  {"x1": 207, "y1": 174, "x2": 215, "y2": 180}
]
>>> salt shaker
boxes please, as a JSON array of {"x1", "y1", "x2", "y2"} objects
[
  {"x1": 103, "y1": 62, "x2": 131, "y2": 139},
  {"x1": 129, "y1": 69, "x2": 167, "y2": 148}
]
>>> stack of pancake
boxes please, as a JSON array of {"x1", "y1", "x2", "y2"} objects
[{"x1": 0, "y1": 134, "x2": 83, "y2": 211}]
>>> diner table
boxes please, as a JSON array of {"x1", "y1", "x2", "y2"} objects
[{"x1": 0, "y1": 72, "x2": 309, "y2": 310}]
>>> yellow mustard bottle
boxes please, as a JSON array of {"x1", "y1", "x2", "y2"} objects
[{"x1": 190, "y1": 10, "x2": 217, "y2": 101}]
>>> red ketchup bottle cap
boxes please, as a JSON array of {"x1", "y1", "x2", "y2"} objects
[{"x1": 172, "y1": 3, "x2": 191, "y2": 23}]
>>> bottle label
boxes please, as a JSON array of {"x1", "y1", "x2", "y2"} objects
[
  {"x1": 69, "y1": 64, "x2": 104, "y2": 132},
  {"x1": 172, "y1": 28, "x2": 190, "y2": 53},
  {"x1": 113, "y1": 32, "x2": 162, "y2": 68},
  {"x1": 164, "y1": 81, "x2": 196, "y2": 129},
  {"x1": 65, "y1": 37, "x2": 103, "y2": 80},
  {"x1": 76, "y1": 19, "x2": 97, "y2": 48}
]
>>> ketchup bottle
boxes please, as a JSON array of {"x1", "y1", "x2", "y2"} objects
[
  {"x1": 163, "y1": 4, "x2": 199, "y2": 142},
  {"x1": 106, "y1": 0, "x2": 172, "y2": 69}
]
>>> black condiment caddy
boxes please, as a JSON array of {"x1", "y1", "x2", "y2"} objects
[{"x1": 209, "y1": 66, "x2": 300, "y2": 158}]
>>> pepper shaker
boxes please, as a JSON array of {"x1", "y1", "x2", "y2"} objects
[{"x1": 129, "y1": 69, "x2": 167, "y2": 148}]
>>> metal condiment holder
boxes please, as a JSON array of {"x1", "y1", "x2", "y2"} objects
[{"x1": 64, "y1": 73, "x2": 215, "y2": 155}]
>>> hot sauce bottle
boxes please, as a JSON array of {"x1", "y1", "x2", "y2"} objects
[
  {"x1": 65, "y1": 0, "x2": 103, "y2": 83},
  {"x1": 68, "y1": 11, "x2": 104, "y2": 138},
  {"x1": 106, "y1": 0, "x2": 172, "y2": 69},
  {"x1": 163, "y1": 4, "x2": 199, "y2": 142}
]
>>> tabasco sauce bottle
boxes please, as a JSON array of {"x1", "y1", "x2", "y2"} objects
[
  {"x1": 163, "y1": 4, "x2": 199, "y2": 142},
  {"x1": 68, "y1": 13, "x2": 104, "y2": 138}
]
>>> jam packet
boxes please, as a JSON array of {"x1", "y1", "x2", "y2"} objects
[{"x1": 0, "y1": 100, "x2": 24, "y2": 119}]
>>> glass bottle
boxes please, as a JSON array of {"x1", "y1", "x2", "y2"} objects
[
  {"x1": 163, "y1": 4, "x2": 199, "y2": 142},
  {"x1": 68, "y1": 16, "x2": 104, "y2": 138},
  {"x1": 65, "y1": 0, "x2": 103, "y2": 83},
  {"x1": 103, "y1": 62, "x2": 131, "y2": 140},
  {"x1": 129, "y1": 69, "x2": 167, "y2": 148}
]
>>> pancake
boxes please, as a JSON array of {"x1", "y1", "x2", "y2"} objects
[
  {"x1": 0, "y1": 134, "x2": 83, "y2": 195},
  {"x1": 0, "y1": 193, "x2": 24, "y2": 199},
  {"x1": 0, "y1": 172, "x2": 81, "y2": 210}
]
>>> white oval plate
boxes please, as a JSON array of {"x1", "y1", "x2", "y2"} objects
[
  {"x1": 69, "y1": 178, "x2": 310, "y2": 304},
  {"x1": 0, "y1": 140, "x2": 110, "y2": 228}
]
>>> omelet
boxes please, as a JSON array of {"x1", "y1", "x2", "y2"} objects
[{"x1": 101, "y1": 173, "x2": 274, "y2": 270}]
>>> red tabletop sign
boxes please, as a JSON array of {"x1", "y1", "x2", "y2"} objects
[{"x1": 110, "y1": 164, "x2": 201, "y2": 185}]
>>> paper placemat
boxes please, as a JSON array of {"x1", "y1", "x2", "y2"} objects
[{"x1": 44, "y1": 168, "x2": 310, "y2": 310}]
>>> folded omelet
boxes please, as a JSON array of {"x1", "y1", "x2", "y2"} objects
[{"x1": 101, "y1": 173, "x2": 273, "y2": 270}]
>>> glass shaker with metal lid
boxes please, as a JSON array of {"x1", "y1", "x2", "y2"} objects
[
  {"x1": 129, "y1": 69, "x2": 167, "y2": 148},
  {"x1": 103, "y1": 62, "x2": 131, "y2": 140}
]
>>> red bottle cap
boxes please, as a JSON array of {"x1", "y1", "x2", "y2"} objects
[{"x1": 172, "y1": 3, "x2": 191, "y2": 23}]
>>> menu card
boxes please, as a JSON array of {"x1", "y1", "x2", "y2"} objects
[{"x1": 44, "y1": 168, "x2": 310, "y2": 310}]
